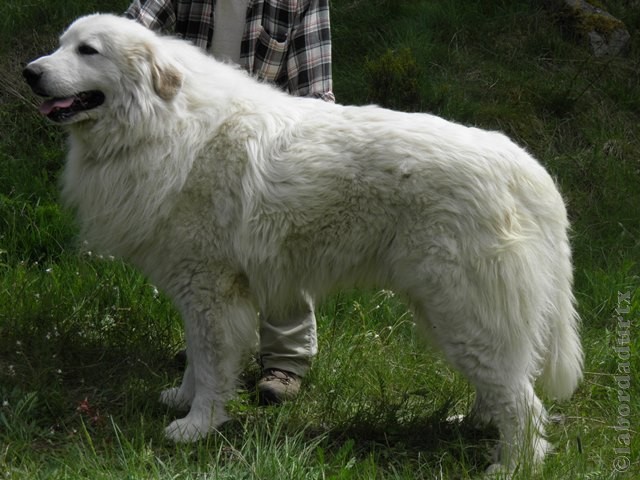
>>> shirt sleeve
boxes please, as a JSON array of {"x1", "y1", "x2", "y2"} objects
[
  {"x1": 286, "y1": 0, "x2": 334, "y2": 102},
  {"x1": 124, "y1": 0, "x2": 177, "y2": 33}
]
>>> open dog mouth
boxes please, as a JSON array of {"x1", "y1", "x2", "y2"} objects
[{"x1": 38, "y1": 91, "x2": 105, "y2": 122}]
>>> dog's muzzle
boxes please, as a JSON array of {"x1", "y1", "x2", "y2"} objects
[{"x1": 23, "y1": 64, "x2": 105, "y2": 123}]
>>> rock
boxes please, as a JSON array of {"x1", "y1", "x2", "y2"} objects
[
  {"x1": 587, "y1": 28, "x2": 630, "y2": 57},
  {"x1": 555, "y1": 0, "x2": 631, "y2": 56}
]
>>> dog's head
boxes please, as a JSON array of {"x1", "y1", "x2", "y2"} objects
[{"x1": 23, "y1": 14, "x2": 183, "y2": 125}]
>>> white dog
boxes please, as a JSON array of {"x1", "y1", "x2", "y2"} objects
[{"x1": 24, "y1": 14, "x2": 582, "y2": 472}]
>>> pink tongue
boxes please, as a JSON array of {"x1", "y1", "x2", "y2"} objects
[{"x1": 39, "y1": 97, "x2": 75, "y2": 115}]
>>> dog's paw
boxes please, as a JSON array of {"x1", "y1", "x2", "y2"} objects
[
  {"x1": 164, "y1": 407, "x2": 230, "y2": 443},
  {"x1": 159, "y1": 387, "x2": 192, "y2": 410},
  {"x1": 165, "y1": 416, "x2": 211, "y2": 443}
]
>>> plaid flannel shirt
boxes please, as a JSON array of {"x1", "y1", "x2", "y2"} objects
[{"x1": 125, "y1": 0, "x2": 334, "y2": 101}]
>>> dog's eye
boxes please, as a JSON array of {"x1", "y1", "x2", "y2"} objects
[{"x1": 78, "y1": 44, "x2": 99, "y2": 55}]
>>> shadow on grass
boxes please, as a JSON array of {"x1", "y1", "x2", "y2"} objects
[{"x1": 323, "y1": 408, "x2": 498, "y2": 473}]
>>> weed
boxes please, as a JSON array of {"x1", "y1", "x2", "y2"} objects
[{"x1": 365, "y1": 48, "x2": 422, "y2": 111}]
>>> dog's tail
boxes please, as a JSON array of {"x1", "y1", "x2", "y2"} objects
[{"x1": 539, "y1": 266, "x2": 583, "y2": 400}]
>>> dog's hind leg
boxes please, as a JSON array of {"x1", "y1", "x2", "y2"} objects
[
  {"x1": 407, "y1": 256, "x2": 553, "y2": 473},
  {"x1": 481, "y1": 382, "x2": 550, "y2": 475},
  {"x1": 163, "y1": 271, "x2": 257, "y2": 442},
  {"x1": 423, "y1": 312, "x2": 550, "y2": 473}
]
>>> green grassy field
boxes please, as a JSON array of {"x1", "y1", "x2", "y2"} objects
[{"x1": 1, "y1": 0, "x2": 639, "y2": 478}]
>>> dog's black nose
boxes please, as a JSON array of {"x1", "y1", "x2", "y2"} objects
[{"x1": 23, "y1": 66, "x2": 42, "y2": 89}]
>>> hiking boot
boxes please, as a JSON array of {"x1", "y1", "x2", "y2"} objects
[{"x1": 257, "y1": 368, "x2": 301, "y2": 405}]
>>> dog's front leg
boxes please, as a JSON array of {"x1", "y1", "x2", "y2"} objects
[
  {"x1": 159, "y1": 360, "x2": 195, "y2": 410},
  {"x1": 163, "y1": 271, "x2": 257, "y2": 442}
]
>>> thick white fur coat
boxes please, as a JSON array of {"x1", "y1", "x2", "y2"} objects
[{"x1": 27, "y1": 14, "x2": 582, "y2": 472}]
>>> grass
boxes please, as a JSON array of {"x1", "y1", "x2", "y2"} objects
[{"x1": 1, "y1": 0, "x2": 639, "y2": 478}]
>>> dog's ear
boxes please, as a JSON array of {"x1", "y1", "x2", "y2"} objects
[
  {"x1": 150, "y1": 55, "x2": 183, "y2": 101},
  {"x1": 124, "y1": 42, "x2": 184, "y2": 101}
]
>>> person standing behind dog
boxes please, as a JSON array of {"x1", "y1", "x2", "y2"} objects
[
  {"x1": 126, "y1": 0, "x2": 334, "y2": 101},
  {"x1": 125, "y1": 0, "x2": 334, "y2": 404}
]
